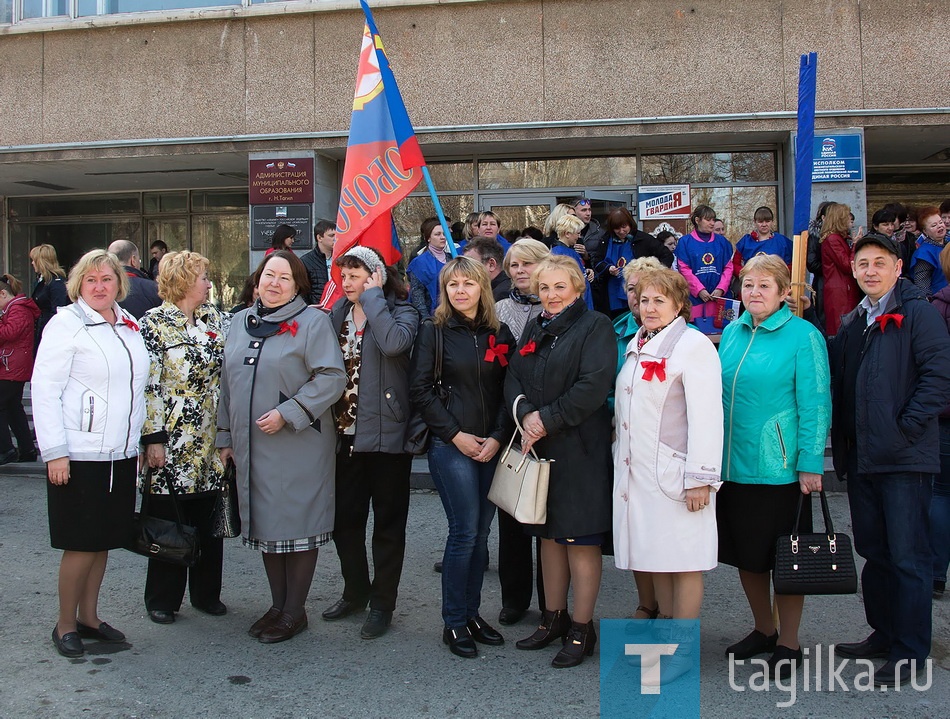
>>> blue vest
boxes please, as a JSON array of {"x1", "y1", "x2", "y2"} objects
[
  {"x1": 675, "y1": 232, "x2": 734, "y2": 305},
  {"x1": 407, "y1": 250, "x2": 445, "y2": 314},
  {"x1": 550, "y1": 243, "x2": 594, "y2": 310},
  {"x1": 736, "y1": 233, "x2": 793, "y2": 265},
  {"x1": 911, "y1": 241, "x2": 949, "y2": 294}
]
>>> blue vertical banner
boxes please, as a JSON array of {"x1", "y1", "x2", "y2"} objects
[
  {"x1": 601, "y1": 619, "x2": 701, "y2": 718},
  {"x1": 793, "y1": 52, "x2": 817, "y2": 235}
]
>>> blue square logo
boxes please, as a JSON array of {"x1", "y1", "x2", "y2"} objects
[{"x1": 600, "y1": 619, "x2": 701, "y2": 718}]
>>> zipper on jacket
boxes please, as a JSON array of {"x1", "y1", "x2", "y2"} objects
[
  {"x1": 775, "y1": 421, "x2": 788, "y2": 469},
  {"x1": 87, "y1": 395, "x2": 95, "y2": 433},
  {"x1": 112, "y1": 322, "x2": 136, "y2": 459},
  {"x1": 474, "y1": 331, "x2": 487, "y2": 434},
  {"x1": 725, "y1": 326, "x2": 757, "y2": 479}
]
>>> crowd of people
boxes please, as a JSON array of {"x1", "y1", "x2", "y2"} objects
[{"x1": 13, "y1": 195, "x2": 950, "y2": 689}]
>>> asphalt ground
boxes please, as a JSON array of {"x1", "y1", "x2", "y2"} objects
[{"x1": 1, "y1": 471, "x2": 947, "y2": 719}]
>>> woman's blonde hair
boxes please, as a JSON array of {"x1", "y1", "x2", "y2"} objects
[
  {"x1": 66, "y1": 249, "x2": 128, "y2": 303},
  {"x1": 635, "y1": 269, "x2": 691, "y2": 322},
  {"x1": 433, "y1": 256, "x2": 499, "y2": 331},
  {"x1": 555, "y1": 214, "x2": 585, "y2": 239},
  {"x1": 739, "y1": 254, "x2": 791, "y2": 295},
  {"x1": 622, "y1": 256, "x2": 663, "y2": 282},
  {"x1": 29, "y1": 244, "x2": 66, "y2": 283},
  {"x1": 503, "y1": 238, "x2": 551, "y2": 276},
  {"x1": 543, "y1": 204, "x2": 575, "y2": 236},
  {"x1": 157, "y1": 251, "x2": 210, "y2": 303},
  {"x1": 530, "y1": 254, "x2": 587, "y2": 296},
  {"x1": 820, "y1": 203, "x2": 852, "y2": 242}
]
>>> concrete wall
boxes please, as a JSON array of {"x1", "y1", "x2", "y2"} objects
[{"x1": 1, "y1": 0, "x2": 947, "y2": 150}]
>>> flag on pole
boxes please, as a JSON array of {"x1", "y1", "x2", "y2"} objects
[
  {"x1": 793, "y1": 52, "x2": 817, "y2": 235},
  {"x1": 319, "y1": 0, "x2": 425, "y2": 307}
]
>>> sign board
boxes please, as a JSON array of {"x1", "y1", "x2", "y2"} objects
[
  {"x1": 637, "y1": 185, "x2": 692, "y2": 220},
  {"x1": 249, "y1": 157, "x2": 315, "y2": 204},
  {"x1": 250, "y1": 204, "x2": 313, "y2": 251},
  {"x1": 812, "y1": 135, "x2": 863, "y2": 182}
]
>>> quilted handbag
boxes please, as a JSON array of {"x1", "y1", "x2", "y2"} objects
[
  {"x1": 210, "y1": 461, "x2": 241, "y2": 539},
  {"x1": 772, "y1": 490, "x2": 857, "y2": 596},
  {"x1": 488, "y1": 395, "x2": 554, "y2": 525}
]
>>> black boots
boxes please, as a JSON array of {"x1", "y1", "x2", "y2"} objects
[
  {"x1": 516, "y1": 609, "x2": 571, "y2": 650},
  {"x1": 551, "y1": 620, "x2": 597, "y2": 668}
]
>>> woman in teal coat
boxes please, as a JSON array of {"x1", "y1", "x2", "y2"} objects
[{"x1": 718, "y1": 254, "x2": 831, "y2": 680}]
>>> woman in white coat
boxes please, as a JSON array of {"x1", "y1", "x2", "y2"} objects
[{"x1": 613, "y1": 268, "x2": 723, "y2": 681}]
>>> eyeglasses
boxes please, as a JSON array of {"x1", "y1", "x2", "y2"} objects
[{"x1": 573, "y1": 199, "x2": 591, "y2": 207}]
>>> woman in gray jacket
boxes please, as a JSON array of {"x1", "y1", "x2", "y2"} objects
[
  {"x1": 321, "y1": 247, "x2": 419, "y2": 640},
  {"x1": 217, "y1": 251, "x2": 346, "y2": 644}
]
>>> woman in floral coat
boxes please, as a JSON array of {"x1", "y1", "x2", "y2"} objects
[{"x1": 140, "y1": 251, "x2": 228, "y2": 625}]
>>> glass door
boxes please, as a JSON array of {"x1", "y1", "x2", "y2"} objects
[{"x1": 480, "y1": 193, "x2": 560, "y2": 236}]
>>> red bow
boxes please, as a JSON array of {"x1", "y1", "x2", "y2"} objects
[
  {"x1": 484, "y1": 335, "x2": 509, "y2": 367},
  {"x1": 277, "y1": 320, "x2": 298, "y2": 337},
  {"x1": 519, "y1": 340, "x2": 537, "y2": 357},
  {"x1": 206, "y1": 330, "x2": 218, "y2": 340},
  {"x1": 121, "y1": 316, "x2": 139, "y2": 332},
  {"x1": 641, "y1": 358, "x2": 667, "y2": 382},
  {"x1": 875, "y1": 313, "x2": 904, "y2": 332}
]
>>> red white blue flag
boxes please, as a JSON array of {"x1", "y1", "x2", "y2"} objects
[{"x1": 320, "y1": 1, "x2": 425, "y2": 307}]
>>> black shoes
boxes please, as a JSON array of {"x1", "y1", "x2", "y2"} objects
[
  {"x1": 0, "y1": 448, "x2": 17, "y2": 466},
  {"x1": 516, "y1": 609, "x2": 571, "y2": 650},
  {"x1": 433, "y1": 561, "x2": 443, "y2": 573},
  {"x1": 466, "y1": 616, "x2": 504, "y2": 645},
  {"x1": 148, "y1": 609, "x2": 175, "y2": 624},
  {"x1": 767, "y1": 645, "x2": 803, "y2": 681},
  {"x1": 874, "y1": 659, "x2": 926, "y2": 687},
  {"x1": 834, "y1": 638, "x2": 889, "y2": 659},
  {"x1": 76, "y1": 621, "x2": 125, "y2": 642},
  {"x1": 934, "y1": 580, "x2": 946, "y2": 599},
  {"x1": 552, "y1": 620, "x2": 597, "y2": 668},
  {"x1": 361, "y1": 609, "x2": 393, "y2": 640},
  {"x1": 726, "y1": 629, "x2": 778, "y2": 660},
  {"x1": 321, "y1": 597, "x2": 368, "y2": 621},
  {"x1": 52, "y1": 626, "x2": 84, "y2": 658},
  {"x1": 443, "y1": 626, "x2": 477, "y2": 658},
  {"x1": 193, "y1": 600, "x2": 228, "y2": 616},
  {"x1": 498, "y1": 607, "x2": 526, "y2": 625}
]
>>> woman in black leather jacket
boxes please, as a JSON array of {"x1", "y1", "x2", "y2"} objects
[{"x1": 409, "y1": 256, "x2": 515, "y2": 659}]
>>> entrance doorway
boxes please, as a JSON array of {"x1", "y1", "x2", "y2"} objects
[{"x1": 480, "y1": 191, "x2": 633, "y2": 237}]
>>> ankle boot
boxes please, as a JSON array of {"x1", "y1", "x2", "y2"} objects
[
  {"x1": 515, "y1": 609, "x2": 571, "y2": 650},
  {"x1": 552, "y1": 620, "x2": 597, "y2": 668}
]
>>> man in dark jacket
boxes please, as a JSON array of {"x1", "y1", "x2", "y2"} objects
[
  {"x1": 463, "y1": 237, "x2": 511, "y2": 301},
  {"x1": 300, "y1": 219, "x2": 336, "y2": 305},
  {"x1": 572, "y1": 198, "x2": 601, "y2": 265},
  {"x1": 108, "y1": 240, "x2": 161, "y2": 319},
  {"x1": 830, "y1": 233, "x2": 950, "y2": 687}
]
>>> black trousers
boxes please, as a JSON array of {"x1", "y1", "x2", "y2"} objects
[
  {"x1": 0, "y1": 380, "x2": 33, "y2": 455},
  {"x1": 143, "y1": 490, "x2": 224, "y2": 612},
  {"x1": 333, "y1": 444, "x2": 412, "y2": 612},
  {"x1": 498, "y1": 509, "x2": 545, "y2": 613}
]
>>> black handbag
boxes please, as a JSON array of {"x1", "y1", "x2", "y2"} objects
[
  {"x1": 210, "y1": 461, "x2": 241, "y2": 539},
  {"x1": 127, "y1": 469, "x2": 201, "y2": 567},
  {"x1": 404, "y1": 321, "x2": 445, "y2": 455},
  {"x1": 773, "y1": 490, "x2": 857, "y2": 596}
]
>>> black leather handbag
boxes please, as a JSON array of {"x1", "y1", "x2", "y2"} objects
[
  {"x1": 404, "y1": 321, "x2": 445, "y2": 455},
  {"x1": 127, "y1": 469, "x2": 201, "y2": 567},
  {"x1": 210, "y1": 461, "x2": 241, "y2": 539},
  {"x1": 773, "y1": 490, "x2": 857, "y2": 596}
]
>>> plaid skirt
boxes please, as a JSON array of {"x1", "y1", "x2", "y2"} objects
[{"x1": 243, "y1": 532, "x2": 332, "y2": 554}]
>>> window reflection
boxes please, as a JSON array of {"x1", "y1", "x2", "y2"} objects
[
  {"x1": 641, "y1": 152, "x2": 776, "y2": 184},
  {"x1": 392, "y1": 195, "x2": 473, "y2": 260},
  {"x1": 478, "y1": 157, "x2": 637, "y2": 190}
]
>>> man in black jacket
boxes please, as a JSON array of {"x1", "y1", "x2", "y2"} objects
[
  {"x1": 830, "y1": 233, "x2": 950, "y2": 687},
  {"x1": 108, "y1": 239, "x2": 161, "y2": 319},
  {"x1": 299, "y1": 219, "x2": 336, "y2": 305}
]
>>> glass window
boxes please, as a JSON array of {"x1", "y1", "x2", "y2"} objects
[
  {"x1": 191, "y1": 190, "x2": 248, "y2": 212},
  {"x1": 22, "y1": 0, "x2": 67, "y2": 19},
  {"x1": 9, "y1": 195, "x2": 140, "y2": 217},
  {"x1": 392, "y1": 195, "x2": 473, "y2": 259},
  {"x1": 192, "y1": 214, "x2": 249, "y2": 310},
  {"x1": 1, "y1": 1, "x2": 13, "y2": 24},
  {"x1": 77, "y1": 0, "x2": 240, "y2": 15},
  {"x1": 144, "y1": 192, "x2": 188, "y2": 214},
  {"x1": 9, "y1": 220, "x2": 141, "y2": 280},
  {"x1": 425, "y1": 163, "x2": 474, "y2": 192},
  {"x1": 689, "y1": 187, "x2": 779, "y2": 240},
  {"x1": 146, "y1": 218, "x2": 188, "y2": 254},
  {"x1": 478, "y1": 157, "x2": 637, "y2": 190},
  {"x1": 641, "y1": 152, "x2": 776, "y2": 184}
]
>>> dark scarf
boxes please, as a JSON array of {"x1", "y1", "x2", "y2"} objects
[
  {"x1": 256, "y1": 296, "x2": 296, "y2": 317},
  {"x1": 539, "y1": 298, "x2": 579, "y2": 328},
  {"x1": 509, "y1": 287, "x2": 541, "y2": 305}
]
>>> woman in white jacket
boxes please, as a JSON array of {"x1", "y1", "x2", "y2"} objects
[
  {"x1": 32, "y1": 249, "x2": 149, "y2": 659},
  {"x1": 613, "y1": 268, "x2": 723, "y2": 685}
]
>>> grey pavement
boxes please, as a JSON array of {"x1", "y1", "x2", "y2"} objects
[{"x1": 1, "y1": 471, "x2": 947, "y2": 719}]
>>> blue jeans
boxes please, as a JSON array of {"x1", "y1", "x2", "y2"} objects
[
  {"x1": 428, "y1": 436, "x2": 498, "y2": 628},
  {"x1": 847, "y1": 458, "x2": 933, "y2": 662},
  {"x1": 931, "y1": 421, "x2": 950, "y2": 585}
]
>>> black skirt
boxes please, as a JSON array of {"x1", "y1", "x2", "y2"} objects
[
  {"x1": 47, "y1": 458, "x2": 137, "y2": 551},
  {"x1": 716, "y1": 481, "x2": 812, "y2": 573}
]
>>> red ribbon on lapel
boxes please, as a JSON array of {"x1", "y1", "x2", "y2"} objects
[
  {"x1": 277, "y1": 320, "x2": 299, "y2": 337},
  {"x1": 121, "y1": 316, "x2": 139, "y2": 332},
  {"x1": 875, "y1": 313, "x2": 904, "y2": 332},
  {"x1": 519, "y1": 339, "x2": 537, "y2": 357},
  {"x1": 641, "y1": 358, "x2": 667, "y2": 382},
  {"x1": 484, "y1": 334, "x2": 509, "y2": 367},
  {"x1": 206, "y1": 330, "x2": 218, "y2": 340}
]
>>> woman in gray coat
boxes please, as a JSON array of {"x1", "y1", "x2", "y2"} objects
[{"x1": 217, "y1": 251, "x2": 346, "y2": 644}]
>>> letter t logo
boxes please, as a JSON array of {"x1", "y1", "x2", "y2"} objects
[{"x1": 625, "y1": 644, "x2": 679, "y2": 694}]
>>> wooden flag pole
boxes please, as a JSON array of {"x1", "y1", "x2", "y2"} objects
[{"x1": 790, "y1": 231, "x2": 809, "y2": 317}]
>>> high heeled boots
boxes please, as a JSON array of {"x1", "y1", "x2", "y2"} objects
[
  {"x1": 551, "y1": 620, "x2": 597, "y2": 668},
  {"x1": 515, "y1": 609, "x2": 571, "y2": 650}
]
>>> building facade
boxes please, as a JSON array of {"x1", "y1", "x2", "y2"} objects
[{"x1": 1, "y1": 0, "x2": 947, "y2": 305}]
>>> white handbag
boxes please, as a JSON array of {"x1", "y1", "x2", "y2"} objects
[{"x1": 488, "y1": 395, "x2": 554, "y2": 525}]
